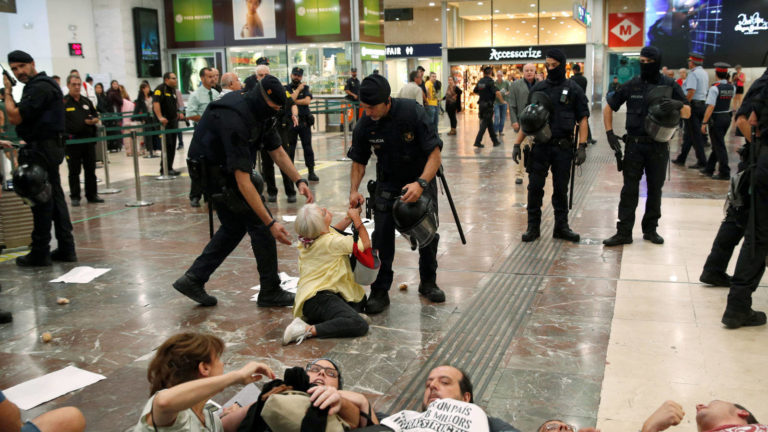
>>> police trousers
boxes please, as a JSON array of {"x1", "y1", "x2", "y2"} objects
[
  {"x1": 726, "y1": 149, "x2": 768, "y2": 314},
  {"x1": 371, "y1": 184, "x2": 439, "y2": 294},
  {"x1": 302, "y1": 291, "x2": 368, "y2": 339},
  {"x1": 186, "y1": 202, "x2": 280, "y2": 292},
  {"x1": 160, "y1": 122, "x2": 178, "y2": 172},
  {"x1": 705, "y1": 113, "x2": 732, "y2": 176},
  {"x1": 703, "y1": 205, "x2": 747, "y2": 277},
  {"x1": 261, "y1": 126, "x2": 295, "y2": 197},
  {"x1": 526, "y1": 141, "x2": 573, "y2": 228},
  {"x1": 18, "y1": 139, "x2": 75, "y2": 256},
  {"x1": 676, "y1": 101, "x2": 707, "y2": 165},
  {"x1": 616, "y1": 138, "x2": 668, "y2": 235},
  {"x1": 474, "y1": 106, "x2": 499, "y2": 146},
  {"x1": 65, "y1": 142, "x2": 97, "y2": 200},
  {"x1": 289, "y1": 119, "x2": 315, "y2": 169}
]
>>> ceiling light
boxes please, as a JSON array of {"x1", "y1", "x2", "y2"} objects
[
  {"x1": 446, "y1": 8, "x2": 450, "y2": 11},
  {"x1": 435, "y1": 17, "x2": 439, "y2": 21},
  {"x1": 551, "y1": 16, "x2": 556, "y2": 19},
  {"x1": 516, "y1": 30, "x2": 520, "y2": 33},
  {"x1": 428, "y1": 2, "x2": 435, "y2": 5},
  {"x1": 529, "y1": 12, "x2": 535, "y2": 16},
  {"x1": 541, "y1": 10, "x2": 546, "y2": 13},
  {"x1": 494, "y1": 9, "x2": 500, "y2": 13},
  {"x1": 560, "y1": 21, "x2": 564, "y2": 24},
  {"x1": 506, "y1": 27, "x2": 510, "y2": 30},
  {"x1": 521, "y1": 20, "x2": 526, "y2": 23},
  {"x1": 525, "y1": 32, "x2": 529, "y2": 35},
  {"x1": 477, "y1": 1, "x2": 483, "y2": 5},
  {"x1": 530, "y1": 3, "x2": 535, "y2": 7},
  {"x1": 562, "y1": 11, "x2": 569, "y2": 16}
]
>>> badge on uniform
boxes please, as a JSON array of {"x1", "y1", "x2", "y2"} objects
[
  {"x1": 403, "y1": 131, "x2": 414, "y2": 142},
  {"x1": 82, "y1": 104, "x2": 89, "y2": 110}
]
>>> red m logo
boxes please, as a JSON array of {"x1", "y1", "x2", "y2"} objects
[{"x1": 619, "y1": 24, "x2": 632, "y2": 35}]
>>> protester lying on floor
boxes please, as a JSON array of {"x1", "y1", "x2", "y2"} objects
[{"x1": 0, "y1": 390, "x2": 85, "y2": 432}]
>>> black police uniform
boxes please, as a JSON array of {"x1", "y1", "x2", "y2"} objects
[
  {"x1": 261, "y1": 89, "x2": 297, "y2": 199},
  {"x1": 348, "y1": 98, "x2": 442, "y2": 298},
  {"x1": 15, "y1": 72, "x2": 75, "y2": 261},
  {"x1": 722, "y1": 69, "x2": 768, "y2": 328},
  {"x1": 63, "y1": 94, "x2": 99, "y2": 202},
  {"x1": 606, "y1": 74, "x2": 686, "y2": 238},
  {"x1": 473, "y1": 76, "x2": 500, "y2": 147},
  {"x1": 344, "y1": 76, "x2": 360, "y2": 101},
  {"x1": 152, "y1": 83, "x2": 179, "y2": 172},
  {"x1": 285, "y1": 81, "x2": 316, "y2": 171},
  {"x1": 703, "y1": 80, "x2": 734, "y2": 177},
  {"x1": 180, "y1": 86, "x2": 289, "y2": 305},
  {"x1": 525, "y1": 78, "x2": 589, "y2": 233}
]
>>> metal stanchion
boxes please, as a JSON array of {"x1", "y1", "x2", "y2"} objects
[
  {"x1": 337, "y1": 108, "x2": 351, "y2": 161},
  {"x1": 125, "y1": 131, "x2": 153, "y2": 207},
  {"x1": 97, "y1": 126, "x2": 121, "y2": 194},
  {"x1": 156, "y1": 126, "x2": 177, "y2": 180}
]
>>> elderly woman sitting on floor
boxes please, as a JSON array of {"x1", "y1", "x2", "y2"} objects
[{"x1": 283, "y1": 203, "x2": 372, "y2": 345}]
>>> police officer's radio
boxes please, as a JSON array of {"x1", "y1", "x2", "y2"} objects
[{"x1": 1, "y1": 65, "x2": 16, "y2": 87}]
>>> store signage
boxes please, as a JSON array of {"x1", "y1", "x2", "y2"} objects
[
  {"x1": 609, "y1": 12, "x2": 643, "y2": 47},
  {"x1": 296, "y1": 0, "x2": 341, "y2": 36},
  {"x1": 385, "y1": 43, "x2": 442, "y2": 58},
  {"x1": 173, "y1": 0, "x2": 214, "y2": 42},
  {"x1": 735, "y1": 12, "x2": 768, "y2": 35},
  {"x1": 573, "y1": 4, "x2": 591, "y2": 28},
  {"x1": 361, "y1": 44, "x2": 386, "y2": 60},
  {"x1": 362, "y1": 0, "x2": 381, "y2": 37},
  {"x1": 489, "y1": 47, "x2": 542, "y2": 61},
  {"x1": 448, "y1": 44, "x2": 586, "y2": 63},
  {"x1": 68, "y1": 43, "x2": 83, "y2": 57}
]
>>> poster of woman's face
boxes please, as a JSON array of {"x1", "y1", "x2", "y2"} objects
[{"x1": 233, "y1": 0, "x2": 276, "y2": 40}]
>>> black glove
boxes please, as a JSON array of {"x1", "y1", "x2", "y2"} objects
[
  {"x1": 575, "y1": 144, "x2": 587, "y2": 166},
  {"x1": 658, "y1": 98, "x2": 684, "y2": 112},
  {"x1": 512, "y1": 144, "x2": 522, "y2": 164},
  {"x1": 606, "y1": 130, "x2": 621, "y2": 152}
]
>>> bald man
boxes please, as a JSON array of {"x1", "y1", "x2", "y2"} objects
[
  {"x1": 219, "y1": 72, "x2": 241, "y2": 97},
  {"x1": 508, "y1": 63, "x2": 537, "y2": 185}
]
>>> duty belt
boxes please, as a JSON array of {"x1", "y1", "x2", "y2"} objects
[
  {"x1": 545, "y1": 137, "x2": 573, "y2": 149},
  {"x1": 624, "y1": 135, "x2": 665, "y2": 145}
]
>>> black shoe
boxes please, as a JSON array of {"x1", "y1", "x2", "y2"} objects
[
  {"x1": 71, "y1": 198, "x2": 81, "y2": 207},
  {"x1": 168, "y1": 169, "x2": 181, "y2": 176},
  {"x1": 643, "y1": 231, "x2": 664, "y2": 244},
  {"x1": 51, "y1": 249, "x2": 77, "y2": 262},
  {"x1": 256, "y1": 289, "x2": 294, "y2": 307},
  {"x1": 699, "y1": 270, "x2": 731, "y2": 287},
  {"x1": 418, "y1": 281, "x2": 446, "y2": 303},
  {"x1": 474, "y1": 142, "x2": 485, "y2": 148},
  {"x1": 722, "y1": 309, "x2": 767, "y2": 329},
  {"x1": 712, "y1": 173, "x2": 730, "y2": 180},
  {"x1": 553, "y1": 227, "x2": 580, "y2": 243},
  {"x1": 588, "y1": 139, "x2": 598, "y2": 144},
  {"x1": 177, "y1": 144, "x2": 184, "y2": 150},
  {"x1": 16, "y1": 253, "x2": 52, "y2": 267},
  {"x1": 308, "y1": 170, "x2": 319, "y2": 182},
  {"x1": 688, "y1": 163, "x2": 705, "y2": 169},
  {"x1": 0, "y1": 309, "x2": 11, "y2": 324},
  {"x1": 603, "y1": 233, "x2": 633, "y2": 246},
  {"x1": 671, "y1": 159, "x2": 685, "y2": 166},
  {"x1": 190, "y1": 197, "x2": 201, "y2": 208},
  {"x1": 521, "y1": 227, "x2": 540, "y2": 242},
  {"x1": 268, "y1": 193, "x2": 277, "y2": 203},
  {"x1": 365, "y1": 290, "x2": 390, "y2": 314},
  {"x1": 493, "y1": 141, "x2": 501, "y2": 147},
  {"x1": 172, "y1": 273, "x2": 217, "y2": 306},
  {"x1": 515, "y1": 178, "x2": 523, "y2": 185},
  {"x1": 287, "y1": 195, "x2": 297, "y2": 203},
  {"x1": 699, "y1": 168, "x2": 714, "y2": 176},
  {"x1": 87, "y1": 196, "x2": 105, "y2": 203}
]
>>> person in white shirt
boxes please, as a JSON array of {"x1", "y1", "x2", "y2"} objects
[
  {"x1": 398, "y1": 70, "x2": 424, "y2": 106},
  {"x1": 218, "y1": 72, "x2": 241, "y2": 98}
]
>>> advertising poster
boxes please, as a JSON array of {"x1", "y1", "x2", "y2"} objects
[
  {"x1": 0, "y1": 0, "x2": 16, "y2": 14},
  {"x1": 645, "y1": 0, "x2": 768, "y2": 67},
  {"x1": 173, "y1": 0, "x2": 214, "y2": 42},
  {"x1": 176, "y1": 52, "x2": 216, "y2": 94},
  {"x1": 295, "y1": 0, "x2": 341, "y2": 36},
  {"x1": 233, "y1": 0, "x2": 277, "y2": 40},
  {"x1": 362, "y1": 0, "x2": 381, "y2": 37},
  {"x1": 132, "y1": 8, "x2": 162, "y2": 78}
]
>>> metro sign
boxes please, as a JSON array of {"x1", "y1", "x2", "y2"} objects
[{"x1": 608, "y1": 12, "x2": 644, "y2": 47}]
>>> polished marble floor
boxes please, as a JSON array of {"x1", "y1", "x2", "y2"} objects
[{"x1": 1, "y1": 110, "x2": 766, "y2": 431}]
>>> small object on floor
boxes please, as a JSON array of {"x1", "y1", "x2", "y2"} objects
[
  {"x1": 190, "y1": 197, "x2": 201, "y2": 208},
  {"x1": 56, "y1": 297, "x2": 70, "y2": 305},
  {"x1": 87, "y1": 196, "x2": 105, "y2": 203},
  {"x1": 699, "y1": 271, "x2": 731, "y2": 287},
  {"x1": 287, "y1": 195, "x2": 297, "y2": 203},
  {"x1": 515, "y1": 178, "x2": 523, "y2": 185},
  {"x1": 643, "y1": 231, "x2": 664, "y2": 244},
  {"x1": 71, "y1": 199, "x2": 80, "y2": 207},
  {"x1": 399, "y1": 282, "x2": 408, "y2": 291},
  {"x1": 283, "y1": 317, "x2": 311, "y2": 345},
  {"x1": 267, "y1": 193, "x2": 277, "y2": 203},
  {"x1": 51, "y1": 248, "x2": 77, "y2": 262},
  {"x1": 41, "y1": 332, "x2": 53, "y2": 343},
  {"x1": 0, "y1": 309, "x2": 12, "y2": 324}
]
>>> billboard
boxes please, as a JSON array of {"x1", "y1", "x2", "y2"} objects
[
  {"x1": 132, "y1": 8, "x2": 162, "y2": 78},
  {"x1": 233, "y1": 0, "x2": 277, "y2": 40},
  {"x1": 173, "y1": 0, "x2": 214, "y2": 42},
  {"x1": 362, "y1": 0, "x2": 381, "y2": 37},
  {"x1": 175, "y1": 52, "x2": 216, "y2": 94},
  {"x1": 295, "y1": 0, "x2": 341, "y2": 36}
]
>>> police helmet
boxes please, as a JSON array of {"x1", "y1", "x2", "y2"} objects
[
  {"x1": 645, "y1": 102, "x2": 681, "y2": 142},
  {"x1": 392, "y1": 196, "x2": 438, "y2": 250},
  {"x1": 520, "y1": 104, "x2": 552, "y2": 143},
  {"x1": 12, "y1": 164, "x2": 52, "y2": 207}
]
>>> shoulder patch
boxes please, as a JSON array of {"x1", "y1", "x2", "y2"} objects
[
  {"x1": 66, "y1": 107, "x2": 76, "y2": 112},
  {"x1": 154, "y1": 89, "x2": 161, "y2": 95}
]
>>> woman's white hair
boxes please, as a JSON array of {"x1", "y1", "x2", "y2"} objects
[{"x1": 295, "y1": 203, "x2": 326, "y2": 240}]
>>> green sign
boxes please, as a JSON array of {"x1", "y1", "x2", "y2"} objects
[
  {"x1": 360, "y1": 43, "x2": 386, "y2": 61},
  {"x1": 362, "y1": 0, "x2": 380, "y2": 37},
  {"x1": 173, "y1": 0, "x2": 214, "y2": 42},
  {"x1": 295, "y1": 0, "x2": 341, "y2": 36}
]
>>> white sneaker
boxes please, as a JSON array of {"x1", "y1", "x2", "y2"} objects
[{"x1": 283, "y1": 318, "x2": 311, "y2": 345}]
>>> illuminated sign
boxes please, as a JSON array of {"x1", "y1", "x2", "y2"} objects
[
  {"x1": 489, "y1": 47, "x2": 542, "y2": 61},
  {"x1": 573, "y1": 4, "x2": 591, "y2": 28},
  {"x1": 385, "y1": 44, "x2": 442, "y2": 58},
  {"x1": 735, "y1": 12, "x2": 768, "y2": 35},
  {"x1": 68, "y1": 43, "x2": 83, "y2": 57},
  {"x1": 360, "y1": 44, "x2": 386, "y2": 60}
]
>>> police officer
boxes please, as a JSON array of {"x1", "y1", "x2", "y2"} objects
[
  {"x1": 3, "y1": 50, "x2": 76, "y2": 266},
  {"x1": 513, "y1": 49, "x2": 589, "y2": 243},
  {"x1": 603, "y1": 46, "x2": 689, "y2": 246},
  {"x1": 286, "y1": 67, "x2": 319, "y2": 182},
  {"x1": 672, "y1": 53, "x2": 708, "y2": 168},
  {"x1": 473, "y1": 66, "x2": 504, "y2": 148},
  {"x1": 153, "y1": 72, "x2": 183, "y2": 175},
  {"x1": 701, "y1": 62, "x2": 734, "y2": 180},
  {"x1": 721, "y1": 64, "x2": 768, "y2": 329},
  {"x1": 345, "y1": 68, "x2": 360, "y2": 123},
  {"x1": 63, "y1": 74, "x2": 103, "y2": 207},
  {"x1": 173, "y1": 75, "x2": 314, "y2": 307},
  {"x1": 348, "y1": 75, "x2": 444, "y2": 314}
]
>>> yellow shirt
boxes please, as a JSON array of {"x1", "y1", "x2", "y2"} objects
[
  {"x1": 425, "y1": 80, "x2": 438, "y2": 106},
  {"x1": 294, "y1": 229, "x2": 366, "y2": 318}
]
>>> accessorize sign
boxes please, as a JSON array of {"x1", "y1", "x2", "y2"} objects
[
  {"x1": 295, "y1": 0, "x2": 341, "y2": 36},
  {"x1": 448, "y1": 44, "x2": 586, "y2": 63},
  {"x1": 173, "y1": 0, "x2": 214, "y2": 42}
]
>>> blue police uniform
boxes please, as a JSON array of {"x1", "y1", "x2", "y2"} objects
[
  {"x1": 703, "y1": 80, "x2": 734, "y2": 177},
  {"x1": 525, "y1": 78, "x2": 589, "y2": 235},
  {"x1": 347, "y1": 98, "x2": 442, "y2": 298},
  {"x1": 15, "y1": 71, "x2": 75, "y2": 263},
  {"x1": 607, "y1": 74, "x2": 687, "y2": 237},
  {"x1": 473, "y1": 75, "x2": 500, "y2": 147}
]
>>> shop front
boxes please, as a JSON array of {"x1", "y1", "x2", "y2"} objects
[
  {"x1": 359, "y1": 43, "x2": 386, "y2": 78},
  {"x1": 384, "y1": 43, "x2": 443, "y2": 95}
]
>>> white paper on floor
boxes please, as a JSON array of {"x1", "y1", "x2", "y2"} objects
[
  {"x1": 223, "y1": 382, "x2": 263, "y2": 408},
  {"x1": 50, "y1": 266, "x2": 111, "y2": 283},
  {"x1": 281, "y1": 215, "x2": 297, "y2": 222},
  {"x1": 250, "y1": 272, "x2": 298, "y2": 302},
  {"x1": 3, "y1": 366, "x2": 106, "y2": 410}
]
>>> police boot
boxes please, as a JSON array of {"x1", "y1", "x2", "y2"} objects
[
  {"x1": 172, "y1": 273, "x2": 217, "y2": 307},
  {"x1": 553, "y1": 226, "x2": 580, "y2": 243},
  {"x1": 603, "y1": 232, "x2": 633, "y2": 247},
  {"x1": 699, "y1": 270, "x2": 731, "y2": 287},
  {"x1": 16, "y1": 252, "x2": 52, "y2": 267},
  {"x1": 418, "y1": 281, "x2": 446, "y2": 303},
  {"x1": 308, "y1": 167, "x2": 319, "y2": 182},
  {"x1": 51, "y1": 248, "x2": 78, "y2": 262},
  {"x1": 365, "y1": 290, "x2": 390, "y2": 314},
  {"x1": 257, "y1": 287, "x2": 294, "y2": 307},
  {"x1": 521, "y1": 225, "x2": 540, "y2": 242},
  {"x1": 643, "y1": 231, "x2": 664, "y2": 244},
  {"x1": 722, "y1": 308, "x2": 767, "y2": 329}
]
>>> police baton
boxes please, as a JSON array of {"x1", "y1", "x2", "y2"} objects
[
  {"x1": 615, "y1": 135, "x2": 626, "y2": 172},
  {"x1": 748, "y1": 126, "x2": 758, "y2": 258},
  {"x1": 569, "y1": 125, "x2": 579, "y2": 210},
  {"x1": 437, "y1": 165, "x2": 467, "y2": 245}
]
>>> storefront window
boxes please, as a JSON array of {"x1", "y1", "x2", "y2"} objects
[
  {"x1": 228, "y1": 46, "x2": 288, "y2": 82},
  {"x1": 288, "y1": 43, "x2": 353, "y2": 96}
]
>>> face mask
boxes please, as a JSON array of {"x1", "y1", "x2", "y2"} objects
[
  {"x1": 546, "y1": 65, "x2": 565, "y2": 82},
  {"x1": 641, "y1": 62, "x2": 660, "y2": 83}
]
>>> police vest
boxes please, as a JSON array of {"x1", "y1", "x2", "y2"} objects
[
  {"x1": 530, "y1": 79, "x2": 580, "y2": 139},
  {"x1": 624, "y1": 76, "x2": 678, "y2": 136},
  {"x1": 713, "y1": 82, "x2": 735, "y2": 113}
]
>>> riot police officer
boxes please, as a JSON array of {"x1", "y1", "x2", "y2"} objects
[
  {"x1": 348, "y1": 75, "x2": 444, "y2": 314},
  {"x1": 513, "y1": 49, "x2": 589, "y2": 243},
  {"x1": 701, "y1": 62, "x2": 735, "y2": 180},
  {"x1": 602, "y1": 46, "x2": 690, "y2": 247},
  {"x1": 286, "y1": 67, "x2": 319, "y2": 182},
  {"x1": 173, "y1": 75, "x2": 314, "y2": 307},
  {"x1": 3, "y1": 50, "x2": 76, "y2": 266},
  {"x1": 473, "y1": 66, "x2": 504, "y2": 148}
]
